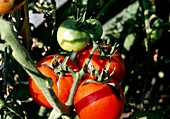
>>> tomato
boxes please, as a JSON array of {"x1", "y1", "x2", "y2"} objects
[
  {"x1": 76, "y1": 45, "x2": 125, "y2": 83},
  {"x1": 57, "y1": 19, "x2": 90, "y2": 52},
  {"x1": 29, "y1": 55, "x2": 80, "y2": 108},
  {"x1": 86, "y1": 18, "x2": 103, "y2": 41},
  {"x1": 74, "y1": 76, "x2": 124, "y2": 119},
  {"x1": 0, "y1": 0, "x2": 25, "y2": 14}
]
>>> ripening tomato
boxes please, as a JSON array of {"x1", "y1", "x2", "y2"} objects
[
  {"x1": 29, "y1": 55, "x2": 80, "y2": 108},
  {"x1": 76, "y1": 45, "x2": 125, "y2": 83},
  {"x1": 74, "y1": 76, "x2": 124, "y2": 119},
  {"x1": 57, "y1": 19, "x2": 90, "y2": 52},
  {"x1": 0, "y1": 0, "x2": 25, "y2": 14}
]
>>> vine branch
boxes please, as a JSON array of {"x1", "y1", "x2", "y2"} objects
[{"x1": 0, "y1": 18, "x2": 69, "y2": 116}]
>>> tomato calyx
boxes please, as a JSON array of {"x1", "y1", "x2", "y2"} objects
[
  {"x1": 96, "y1": 43, "x2": 120, "y2": 58},
  {"x1": 73, "y1": 8, "x2": 103, "y2": 42},
  {"x1": 80, "y1": 42, "x2": 123, "y2": 82},
  {"x1": 53, "y1": 56, "x2": 73, "y2": 74},
  {"x1": 76, "y1": 18, "x2": 103, "y2": 41},
  {"x1": 39, "y1": 55, "x2": 77, "y2": 75},
  {"x1": 83, "y1": 70, "x2": 124, "y2": 103}
]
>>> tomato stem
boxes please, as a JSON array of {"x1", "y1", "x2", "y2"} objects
[
  {"x1": 65, "y1": 42, "x2": 99, "y2": 107},
  {"x1": 66, "y1": 72, "x2": 80, "y2": 106},
  {"x1": 0, "y1": 19, "x2": 70, "y2": 116},
  {"x1": 84, "y1": 42, "x2": 99, "y2": 70}
]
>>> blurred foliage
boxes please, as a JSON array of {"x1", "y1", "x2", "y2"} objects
[{"x1": 0, "y1": 0, "x2": 170, "y2": 119}]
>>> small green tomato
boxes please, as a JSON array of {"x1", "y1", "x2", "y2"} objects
[{"x1": 57, "y1": 19, "x2": 90, "y2": 52}]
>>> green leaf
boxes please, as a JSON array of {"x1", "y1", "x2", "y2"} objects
[
  {"x1": 130, "y1": 109, "x2": 163, "y2": 119},
  {"x1": 123, "y1": 33, "x2": 136, "y2": 51}
]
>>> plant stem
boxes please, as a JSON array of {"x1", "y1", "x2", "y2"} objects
[
  {"x1": 138, "y1": 0, "x2": 151, "y2": 106},
  {"x1": 0, "y1": 18, "x2": 69, "y2": 115},
  {"x1": 66, "y1": 42, "x2": 99, "y2": 106},
  {"x1": 21, "y1": 0, "x2": 31, "y2": 52},
  {"x1": 84, "y1": 42, "x2": 99, "y2": 69},
  {"x1": 65, "y1": 72, "x2": 80, "y2": 106}
]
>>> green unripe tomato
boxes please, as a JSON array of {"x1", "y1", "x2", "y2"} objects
[
  {"x1": 57, "y1": 19, "x2": 90, "y2": 52},
  {"x1": 86, "y1": 18, "x2": 103, "y2": 41}
]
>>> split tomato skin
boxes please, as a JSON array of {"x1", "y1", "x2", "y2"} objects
[
  {"x1": 76, "y1": 45, "x2": 125, "y2": 83},
  {"x1": 0, "y1": 0, "x2": 25, "y2": 14},
  {"x1": 29, "y1": 54, "x2": 80, "y2": 108},
  {"x1": 74, "y1": 78, "x2": 124, "y2": 119}
]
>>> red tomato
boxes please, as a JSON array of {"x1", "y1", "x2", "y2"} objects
[
  {"x1": 74, "y1": 76, "x2": 124, "y2": 119},
  {"x1": 29, "y1": 55, "x2": 80, "y2": 108},
  {"x1": 76, "y1": 45, "x2": 125, "y2": 83},
  {"x1": 0, "y1": 0, "x2": 25, "y2": 14}
]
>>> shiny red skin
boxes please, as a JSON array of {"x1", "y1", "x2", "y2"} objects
[
  {"x1": 74, "y1": 77, "x2": 124, "y2": 119},
  {"x1": 76, "y1": 45, "x2": 125, "y2": 83},
  {"x1": 29, "y1": 55, "x2": 79, "y2": 108}
]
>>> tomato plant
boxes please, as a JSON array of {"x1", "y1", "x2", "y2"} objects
[
  {"x1": 76, "y1": 44, "x2": 125, "y2": 83},
  {"x1": 57, "y1": 19, "x2": 90, "y2": 52},
  {"x1": 74, "y1": 76, "x2": 124, "y2": 119},
  {"x1": 0, "y1": 0, "x2": 25, "y2": 14},
  {"x1": 29, "y1": 54, "x2": 80, "y2": 108}
]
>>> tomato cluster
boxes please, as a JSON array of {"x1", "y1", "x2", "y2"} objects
[
  {"x1": 28, "y1": 18, "x2": 125, "y2": 119},
  {"x1": 74, "y1": 44, "x2": 125, "y2": 119}
]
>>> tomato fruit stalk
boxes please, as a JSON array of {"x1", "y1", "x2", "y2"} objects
[
  {"x1": 36, "y1": 54, "x2": 79, "y2": 72},
  {"x1": 76, "y1": 44, "x2": 125, "y2": 83}
]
